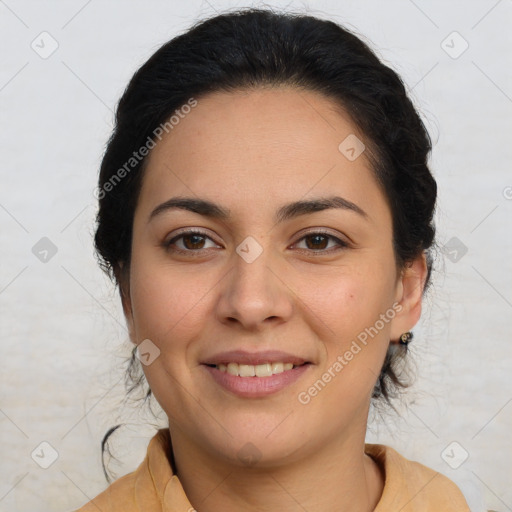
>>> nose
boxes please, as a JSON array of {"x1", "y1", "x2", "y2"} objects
[{"x1": 215, "y1": 244, "x2": 294, "y2": 331}]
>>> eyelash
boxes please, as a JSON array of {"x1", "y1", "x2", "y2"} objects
[{"x1": 163, "y1": 229, "x2": 349, "y2": 256}]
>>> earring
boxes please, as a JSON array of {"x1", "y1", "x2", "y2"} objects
[{"x1": 399, "y1": 331, "x2": 413, "y2": 346}]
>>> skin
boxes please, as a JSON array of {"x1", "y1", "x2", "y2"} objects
[{"x1": 119, "y1": 86, "x2": 427, "y2": 512}]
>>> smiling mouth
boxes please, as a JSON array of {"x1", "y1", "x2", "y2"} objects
[{"x1": 205, "y1": 362, "x2": 307, "y2": 377}]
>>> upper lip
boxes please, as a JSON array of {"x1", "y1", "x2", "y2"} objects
[{"x1": 202, "y1": 350, "x2": 308, "y2": 366}]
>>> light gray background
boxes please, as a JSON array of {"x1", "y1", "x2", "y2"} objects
[{"x1": 1, "y1": 1, "x2": 511, "y2": 511}]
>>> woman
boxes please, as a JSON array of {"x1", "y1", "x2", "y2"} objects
[{"x1": 75, "y1": 7, "x2": 471, "y2": 511}]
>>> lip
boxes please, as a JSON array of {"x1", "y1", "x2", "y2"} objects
[
  {"x1": 203, "y1": 363, "x2": 311, "y2": 398},
  {"x1": 201, "y1": 350, "x2": 308, "y2": 366}
]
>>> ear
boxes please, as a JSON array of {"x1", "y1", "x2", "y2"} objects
[
  {"x1": 117, "y1": 262, "x2": 136, "y2": 344},
  {"x1": 389, "y1": 251, "x2": 428, "y2": 344}
]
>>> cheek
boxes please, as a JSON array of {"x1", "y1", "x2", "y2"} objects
[
  {"x1": 312, "y1": 264, "x2": 395, "y2": 333},
  {"x1": 128, "y1": 256, "x2": 217, "y2": 347},
  {"x1": 127, "y1": 262, "x2": 209, "y2": 404},
  {"x1": 309, "y1": 263, "x2": 396, "y2": 384}
]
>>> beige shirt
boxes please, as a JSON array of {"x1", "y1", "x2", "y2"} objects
[{"x1": 74, "y1": 428, "x2": 471, "y2": 511}]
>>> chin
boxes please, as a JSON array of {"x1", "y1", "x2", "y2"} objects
[{"x1": 198, "y1": 422, "x2": 314, "y2": 469}]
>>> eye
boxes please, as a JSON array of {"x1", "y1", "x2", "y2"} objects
[
  {"x1": 163, "y1": 229, "x2": 349, "y2": 256},
  {"x1": 164, "y1": 230, "x2": 220, "y2": 255},
  {"x1": 292, "y1": 231, "x2": 348, "y2": 254}
]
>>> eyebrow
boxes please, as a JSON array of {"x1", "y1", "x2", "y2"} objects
[{"x1": 148, "y1": 195, "x2": 368, "y2": 224}]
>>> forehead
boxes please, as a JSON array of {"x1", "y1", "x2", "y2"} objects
[{"x1": 136, "y1": 86, "x2": 389, "y2": 226}]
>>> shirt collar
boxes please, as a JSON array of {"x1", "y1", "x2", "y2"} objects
[
  {"x1": 140, "y1": 428, "x2": 467, "y2": 511},
  {"x1": 141, "y1": 428, "x2": 192, "y2": 511}
]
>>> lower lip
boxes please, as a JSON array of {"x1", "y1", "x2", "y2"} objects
[{"x1": 203, "y1": 364, "x2": 311, "y2": 398}]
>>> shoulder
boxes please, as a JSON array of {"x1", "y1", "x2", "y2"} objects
[
  {"x1": 71, "y1": 429, "x2": 175, "y2": 512},
  {"x1": 71, "y1": 454, "x2": 164, "y2": 512},
  {"x1": 365, "y1": 443, "x2": 471, "y2": 511},
  {"x1": 71, "y1": 470, "x2": 138, "y2": 512}
]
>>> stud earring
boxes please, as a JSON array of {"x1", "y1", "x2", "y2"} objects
[{"x1": 399, "y1": 331, "x2": 413, "y2": 346}]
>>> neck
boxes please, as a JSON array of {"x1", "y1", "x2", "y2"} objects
[{"x1": 168, "y1": 419, "x2": 384, "y2": 512}]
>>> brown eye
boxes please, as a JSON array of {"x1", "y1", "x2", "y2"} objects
[
  {"x1": 294, "y1": 232, "x2": 348, "y2": 253},
  {"x1": 164, "y1": 230, "x2": 348, "y2": 256},
  {"x1": 305, "y1": 234, "x2": 329, "y2": 250},
  {"x1": 180, "y1": 233, "x2": 207, "y2": 250},
  {"x1": 164, "y1": 230, "x2": 219, "y2": 254}
]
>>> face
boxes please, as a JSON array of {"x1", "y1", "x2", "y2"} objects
[{"x1": 121, "y1": 86, "x2": 425, "y2": 467}]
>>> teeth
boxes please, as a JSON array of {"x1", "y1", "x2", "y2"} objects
[
  {"x1": 271, "y1": 362, "x2": 284, "y2": 374},
  {"x1": 239, "y1": 364, "x2": 255, "y2": 377},
  {"x1": 216, "y1": 362, "x2": 297, "y2": 377},
  {"x1": 255, "y1": 363, "x2": 272, "y2": 377},
  {"x1": 227, "y1": 363, "x2": 238, "y2": 376}
]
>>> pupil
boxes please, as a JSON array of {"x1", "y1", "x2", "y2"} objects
[
  {"x1": 307, "y1": 235, "x2": 327, "y2": 250},
  {"x1": 185, "y1": 234, "x2": 204, "y2": 249}
]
